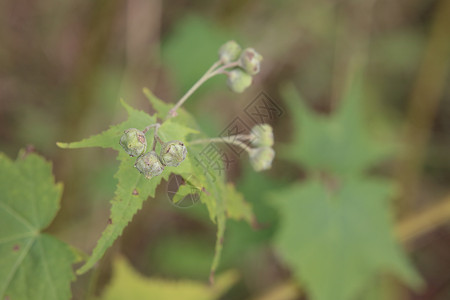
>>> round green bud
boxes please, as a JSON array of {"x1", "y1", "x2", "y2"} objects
[
  {"x1": 160, "y1": 141, "x2": 187, "y2": 167},
  {"x1": 219, "y1": 40, "x2": 242, "y2": 64},
  {"x1": 134, "y1": 151, "x2": 165, "y2": 179},
  {"x1": 119, "y1": 128, "x2": 147, "y2": 157},
  {"x1": 250, "y1": 124, "x2": 274, "y2": 147},
  {"x1": 249, "y1": 147, "x2": 275, "y2": 172},
  {"x1": 239, "y1": 48, "x2": 263, "y2": 75},
  {"x1": 227, "y1": 69, "x2": 252, "y2": 93}
]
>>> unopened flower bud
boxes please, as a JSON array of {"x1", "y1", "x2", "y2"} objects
[
  {"x1": 249, "y1": 147, "x2": 275, "y2": 172},
  {"x1": 219, "y1": 40, "x2": 242, "y2": 64},
  {"x1": 227, "y1": 69, "x2": 252, "y2": 93},
  {"x1": 250, "y1": 124, "x2": 274, "y2": 147},
  {"x1": 134, "y1": 151, "x2": 165, "y2": 179},
  {"x1": 160, "y1": 141, "x2": 187, "y2": 167},
  {"x1": 119, "y1": 128, "x2": 147, "y2": 157},
  {"x1": 239, "y1": 48, "x2": 263, "y2": 75}
]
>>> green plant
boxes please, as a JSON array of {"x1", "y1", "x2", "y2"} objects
[
  {"x1": 0, "y1": 40, "x2": 268, "y2": 300},
  {"x1": 57, "y1": 41, "x2": 266, "y2": 282},
  {"x1": 0, "y1": 35, "x2": 427, "y2": 300}
]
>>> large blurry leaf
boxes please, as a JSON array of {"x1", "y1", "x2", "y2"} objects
[
  {"x1": 0, "y1": 152, "x2": 77, "y2": 300},
  {"x1": 58, "y1": 91, "x2": 254, "y2": 279},
  {"x1": 272, "y1": 178, "x2": 422, "y2": 300},
  {"x1": 99, "y1": 257, "x2": 238, "y2": 300},
  {"x1": 281, "y1": 79, "x2": 390, "y2": 176}
]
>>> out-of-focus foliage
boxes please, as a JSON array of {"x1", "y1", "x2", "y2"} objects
[
  {"x1": 273, "y1": 178, "x2": 421, "y2": 300},
  {"x1": 97, "y1": 256, "x2": 238, "y2": 300},
  {"x1": 0, "y1": 152, "x2": 77, "y2": 300},
  {"x1": 280, "y1": 80, "x2": 391, "y2": 177},
  {"x1": 272, "y1": 75, "x2": 424, "y2": 299}
]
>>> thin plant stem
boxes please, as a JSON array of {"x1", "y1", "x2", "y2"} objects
[
  {"x1": 167, "y1": 61, "x2": 240, "y2": 119},
  {"x1": 151, "y1": 123, "x2": 162, "y2": 151},
  {"x1": 395, "y1": 0, "x2": 450, "y2": 216},
  {"x1": 234, "y1": 134, "x2": 253, "y2": 141},
  {"x1": 208, "y1": 61, "x2": 239, "y2": 78},
  {"x1": 143, "y1": 123, "x2": 160, "y2": 134},
  {"x1": 396, "y1": 194, "x2": 450, "y2": 244},
  {"x1": 189, "y1": 136, "x2": 253, "y2": 154}
]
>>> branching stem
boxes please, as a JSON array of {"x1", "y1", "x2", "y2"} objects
[
  {"x1": 143, "y1": 123, "x2": 163, "y2": 151},
  {"x1": 189, "y1": 136, "x2": 253, "y2": 154},
  {"x1": 167, "y1": 60, "x2": 240, "y2": 119}
]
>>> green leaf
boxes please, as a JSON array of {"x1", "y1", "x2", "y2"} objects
[
  {"x1": 58, "y1": 100, "x2": 161, "y2": 274},
  {"x1": 280, "y1": 79, "x2": 391, "y2": 176},
  {"x1": 224, "y1": 183, "x2": 254, "y2": 224},
  {"x1": 272, "y1": 177, "x2": 422, "y2": 300},
  {"x1": 58, "y1": 97, "x2": 254, "y2": 279},
  {"x1": 0, "y1": 152, "x2": 77, "y2": 300},
  {"x1": 77, "y1": 151, "x2": 164, "y2": 274},
  {"x1": 98, "y1": 256, "x2": 238, "y2": 300}
]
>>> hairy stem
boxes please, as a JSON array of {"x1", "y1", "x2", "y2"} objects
[
  {"x1": 149, "y1": 123, "x2": 162, "y2": 151},
  {"x1": 143, "y1": 123, "x2": 160, "y2": 134},
  {"x1": 189, "y1": 136, "x2": 252, "y2": 154},
  {"x1": 167, "y1": 61, "x2": 240, "y2": 119}
]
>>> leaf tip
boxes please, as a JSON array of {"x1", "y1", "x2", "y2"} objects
[
  {"x1": 142, "y1": 87, "x2": 150, "y2": 95},
  {"x1": 56, "y1": 142, "x2": 70, "y2": 148},
  {"x1": 120, "y1": 99, "x2": 134, "y2": 115},
  {"x1": 76, "y1": 264, "x2": 90, "y2": 275}
]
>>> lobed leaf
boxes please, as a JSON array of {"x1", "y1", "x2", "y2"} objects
[
  {"x1": 280, "y1": 81, "x2": 391, "y2": 176},
  {"x1": 272, "y1": 178, "x2": 422, "y2": 300},
  {"x1": 0, "y1": 152, "x2": 77, "y2": 300}
]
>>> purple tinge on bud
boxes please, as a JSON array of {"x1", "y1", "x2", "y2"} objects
[
  {"x1": 160, "y1": 141, "x2": 187, "y2": 167},
  {"x1": 218, "y1": 40, "x2": 242, "y2": 64},
  {"x1": 227, "y1": 69, "x2": 252, "y2": 93},
  {"x1": 250, "y1": 124, "x2": 274, "y2": 147},
  {"x1": 119, "y1": 128, "x2": 147, "y2": 157},
  {"x1": 239, "y1": 48, "x2": 263, "y2": 75},
  {"x1": 249, "y1": 147, "x2": 275, "y2": 172},
  {"x1": 134, "y1": 151, "x2": 165, "y2": 179}
]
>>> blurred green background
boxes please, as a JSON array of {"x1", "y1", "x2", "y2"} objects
[{"x1": 0, "y1": 0, "x2": 449, "y2": 299}]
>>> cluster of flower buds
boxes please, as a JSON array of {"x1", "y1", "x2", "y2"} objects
[
  {"x1": 120, "y1": 128, "x2": 187, "y2": 179},
  {"x1": 218, "y1": 41, "x2": 263, "y2": 94},
  {"x1": 248, "y1": 124, "x2": 275, "y2": 171}
]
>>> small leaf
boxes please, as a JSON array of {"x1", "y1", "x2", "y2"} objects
[
  {"x1": 272, "y1": 177, "x2": 422, "y2": 300},
  {"x1": 99, "y1": 256, "x2": 239, "y2": 300},
  {"x1": 0, "y1": 152, "x2": 77, "y2": 300},
  {"x1": 224, "y1": 183, "x2": 254, "y2": 224}
]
